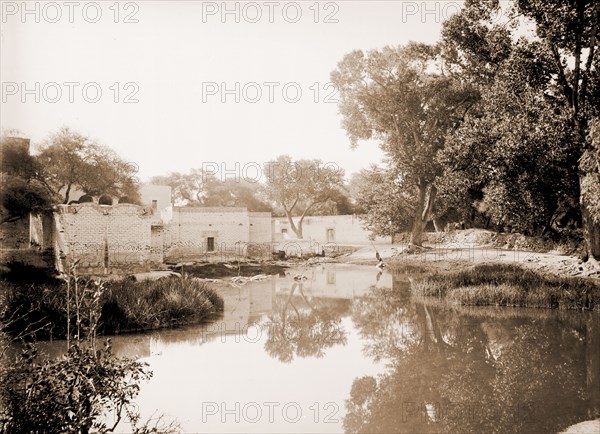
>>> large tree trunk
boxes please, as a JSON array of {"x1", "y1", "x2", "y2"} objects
[
  {"x1": 294, "y1": 201, "x2": 321, "y2": 240},
  {"x1": 410, "y1": 182, "x2": 437, "y2": 246},
  {"x1": 296, "y1": 221, "x2": 303, "y2": 239},
  {"x1": 581, "y1": 197, "x2": 600, "y2": 261},
  {"x1": 411, "y1": 184, "x2": 427, "y2": 246},
  {"x1": 422, "y1": 185, "x2": 437, "y2": 227},
  {"x1": 63, "y1": 183, "x2": 72, "y2": 204},
  {"x1": 285, "y1": 210, "x2": 302, "y2": 239},
  {"x1": 296, "y1": 218, "x2": 304, "y2": 239},
  {"x1": 580, "y1": 124, "x2": 600, "y2": 262}
]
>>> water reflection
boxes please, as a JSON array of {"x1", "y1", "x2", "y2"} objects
[
  {"x1": 264, "y1": 280, "x2": 350, "y2": 362},
  {"x1": 15, "y1": 265, "x2": 599, "y2": 433},
  {"x1": 345, "y1": 272, "x2": 600, "y2": 433}
]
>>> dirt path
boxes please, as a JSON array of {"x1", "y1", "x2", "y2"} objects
[{"x1": 344, "y1": 242, "x2": 599, "y2": 278}]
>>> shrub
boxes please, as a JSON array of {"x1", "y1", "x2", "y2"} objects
[
  {"x1": 0, "y1": 341, "x2": 150, "y2": 434},
  {"x1": 0, "y1": 265, "x2": 181, "y2": 433}
]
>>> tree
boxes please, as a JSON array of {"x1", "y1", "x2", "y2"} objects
[
  {"x1": 202, "y1": 178, "x2": 273, "y2": 212},
  {"x1": 583, "y1": 119, "x2": 600, "y2": 261},
  {"x1": 0, "y1": 267, "x2": 179, "y2": 433},
  {"x1": 298, "y1": 185, "x2": 355, "y2": 216},
  {"x1": 440, "y1": 38, "x2": 580, "y2": 235},
  {"x1": 151, "y1": 168, "x2": 211, "y2": 206},
  {"x1": 152, "y1": 170, "x2": 273, "y2": 211},
  {"x1": 37, "y1": 128, "x2": 140, "y2": 204},
  {"x1": 263, "y1": 155, "x2": 345, "y2": 239},
  {"x1": 0, "y1": 177, "x2": 53, "y2": 224},
  {"x1": 0, "y1": 135, "x2": 53, "y2": 224},
  {"x1": 331, "y1": 43, "x2": 478, "y2": 245},
  {"x1": 345, "y1": 284, "x2": 595, "y2": 434},
  {"x1": 442, "y1": 0, "x2": 599, "y2": 258},
  {"x1": 351, "y1": 167, "x2": 415, "y2": 238}
]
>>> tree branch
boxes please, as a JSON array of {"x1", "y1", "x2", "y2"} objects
[
  {"x1": 581, "y1": 0, "x2": 599, "y2": 113},
  {"x1": 572, "y1": 0, "x2": 585, "y2": 114}
]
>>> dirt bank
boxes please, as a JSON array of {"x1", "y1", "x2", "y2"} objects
[
  {"x1": 170, "y1": 261, "x2": 289, "y2": 279},
  {"x1": 344, "y1": 229, "x2": 599, "y2": 279}
]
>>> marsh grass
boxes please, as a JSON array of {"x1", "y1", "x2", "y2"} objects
[
  {"x1": 386, "y1": 262, "x2": 431, "y2": 274},
  {"x1": 101, "y1": 277, "x2": 224, "y2": 334},
  {"x1": 0, "y1": 276, "x2": 224, "y2": 339},
  {"x1": 407, "y1": 264, "x2": 600, "y2": 310}
]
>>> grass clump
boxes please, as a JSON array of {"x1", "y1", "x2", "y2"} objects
[
  {"x1": 0, "y1": 273, "x2": 224, "y2": 340},
  {"x1": 410, "y1": 263, "x2": 600, "y2": 310},
  {"x1": 386, "y1": 262, "x2": 431, "y2": 275},
  {"x1": 101, "y1": 277, "x2": 224, "y2": 334}
]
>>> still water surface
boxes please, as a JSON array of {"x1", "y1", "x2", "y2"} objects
[{"x1": 37, "y1": 264, "x2": 600, "y2": 433}]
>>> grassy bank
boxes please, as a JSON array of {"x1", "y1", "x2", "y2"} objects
[
  {"x1": 0, "y1": 270, "x2": 224, "y2": 339},
  {"x1": 389, "y1": 263, "x2": 600, "y2": 310}
]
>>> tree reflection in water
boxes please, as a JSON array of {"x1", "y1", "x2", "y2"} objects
[
  {"x1": 345, "y1": 277, "x2": 600, "y2": 434},
  {"x1": 264, "y1": 281, "x2": 349, "y2": 363}
]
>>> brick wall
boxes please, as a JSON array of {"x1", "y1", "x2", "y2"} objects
[
  {"x1": 166, "y1": 207, "x2": 251, "y2": 261},
  {"x1": 249, "y1": 212, "x2": 272, "y2": 243},
  {"x1": 56, "y1": 203, "x2": 155, "y2": 274},
  {"x1": 272, "y1": 215, "x2": 392, "y2": 246},
  {"x1": 247, "y1": 212, "x2": 273, "y2": 258}
]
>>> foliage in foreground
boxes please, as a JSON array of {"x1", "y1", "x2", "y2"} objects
[
  {"x1": 0, "y1": 342, "x2": 151, "y2": 434},
  {"x1": 0, "y1": 267, "x2": 182, "y2": 433},
  {"x1": 402, "y1": 263, "x2": 600, "y2": 310},
  {"x1": 0, "y1": 269, "x2": 224, "y2": 340}
]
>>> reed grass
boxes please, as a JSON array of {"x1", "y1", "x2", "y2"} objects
[
  {"x1": 407, "y1": 264, "x2": 600, "y2": 310},
  {"x1": 0, "y1": 275, "x2": 224, "y2": 339}
]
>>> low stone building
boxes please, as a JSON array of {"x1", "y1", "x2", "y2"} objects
[
  {"x1": 3, "y1": 179, "x2": 394, "y2": 275},
  {"x1": 272, "y1": 214, "x2": 391, "y2": 246},
  {"x1": 54, "y1": 202, "x2": 160, "y2": 275},
  {"x1": 50, "y1": 203, "x2": 276, "y2": 274},
  {"x1": 164, "y1": 207, "x2": 273, "y2": 262}
]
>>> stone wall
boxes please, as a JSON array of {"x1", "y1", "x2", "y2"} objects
[
  {"x1": 5, "y1": 204, "x2": 393, "y2": 274},
  {"x1": 249, "y1": 212, "x2": 272, "y2": 243},
  {"x1": 55, "y1": 203, "x2": 158, "y2": 274},
  {"x1": 272, "y1": 215, "x2": 391, "y2": 246},
  {"x1": 166, "y1": 207, "x2": 250, "y2": 262}
]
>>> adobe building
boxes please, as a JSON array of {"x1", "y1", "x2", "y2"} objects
[
  {"x1": 272, "y1": 214, "x2": 391, "y2": 246},
  {"x1": 164, "y1": 207, "x2": 272, "y2": 262},
  {"x1": 51, "y1": 203, "x2": 275, "y2": 274},
  {"x1": 3, "y1": 176, "x2": 391, "y2": 275}
]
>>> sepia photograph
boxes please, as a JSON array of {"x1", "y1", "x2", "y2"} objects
[{"x1": 1, "y1": 0, "x2": 599, "y2": 432}]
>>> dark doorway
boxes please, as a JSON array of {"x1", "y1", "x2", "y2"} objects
[{"x1": 207, "y1": 237, "x2": 215, "y2": 252}]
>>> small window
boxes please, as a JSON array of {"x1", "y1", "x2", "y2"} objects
[
  {"x1": 207, "y1": 237, "x2": 215, "y2": 252},
  {"x1": 281, "y1": 229, "x2": 288, "y2": 234}
]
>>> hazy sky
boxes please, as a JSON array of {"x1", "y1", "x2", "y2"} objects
[{"x1": 1, "y1": 0, "x2": 464, "y2": 181}]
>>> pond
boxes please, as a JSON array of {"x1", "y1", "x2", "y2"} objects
[{"x1": 34, "y1": 264, "x2": 600, "y2": 433}]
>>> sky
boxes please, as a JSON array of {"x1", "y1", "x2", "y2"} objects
[{"x1": 1, "y1": 0, "x2": 465, "y2": 182}]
